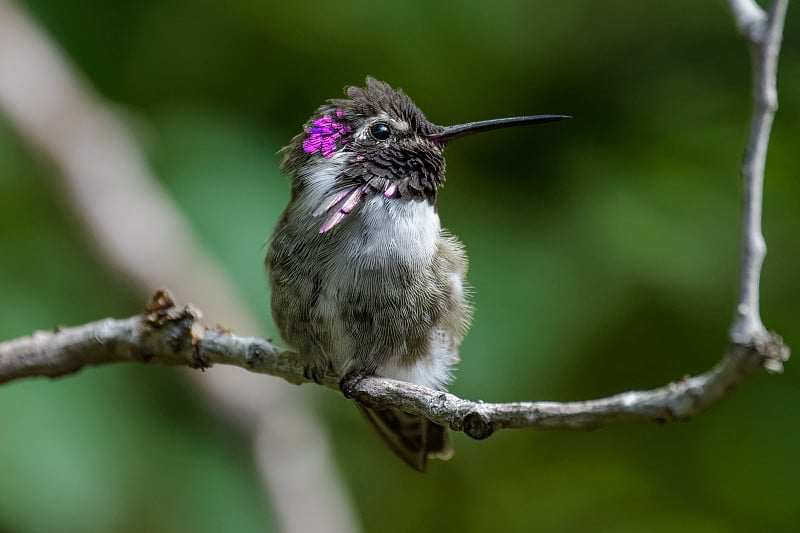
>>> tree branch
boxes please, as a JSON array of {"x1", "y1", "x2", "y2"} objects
[
  {"x1": 727, "y1": 0, "x2": 768, "y2": 42},
  {"x1": 0, "y1": 290, "x2": 789, "y2": 439},
  {"x1": 0, "y1": 1, "x2": 791, "y2": 445},
  {"x1": 728, "y1": 0, "x2": 788, "y2": 350}
]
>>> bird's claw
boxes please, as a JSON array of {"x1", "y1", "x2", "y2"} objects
[
  {"x1": 339, "y1": 371, "x2": 368, "y2": 399},
  {"x1": 303, "y1": 360, "x2": 333, "y2": 384}
]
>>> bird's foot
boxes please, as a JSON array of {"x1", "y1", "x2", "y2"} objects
[
  {"x1": 339, "y1": 371, "x2": 368, "y2": 399},
  {"x1": 303, "y1": 359, "x2": 333, "y2": 384}
]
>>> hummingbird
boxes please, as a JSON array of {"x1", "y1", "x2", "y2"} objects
[{"x1": 266, "y1": 77, "x2": 568, "y2": 471}]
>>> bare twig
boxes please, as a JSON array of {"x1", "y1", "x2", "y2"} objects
[
  {"x1": 727, "y1": 0, "x2": 789, "y2": 353},
  {"x1": 728, "y1": 0, "x2": 768, "y2": 41},
  {"x1": 0, "y1": 290, "x2": 789, "y2": 438}
]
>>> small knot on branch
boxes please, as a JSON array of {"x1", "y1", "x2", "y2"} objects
[
  {"x1": 463, "y1": 411, "x2": 494, "y2": 440},
  {"x1": 757, "y1": 331, "x2": 790, "y2": 374},
  {"x1": 142, "y1": 288, "x2": 202, "y2": 327},
  {"x1": 140, "y1": 289, "x2": 207, "y2": 368},
  {"x1": 730, "y1": 330, "x2": 790, "y2": 375},
  {"x1": 245, "y1": 342, "x2": 268, "y2": 368}
]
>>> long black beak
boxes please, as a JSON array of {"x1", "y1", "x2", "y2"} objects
[{"x1": 427, "y1": 114, "x2": 571, "y2": 144}]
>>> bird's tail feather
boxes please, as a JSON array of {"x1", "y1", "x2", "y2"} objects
[{"x1": 357, "y1": 404, "x2": 453, "y2": 472}]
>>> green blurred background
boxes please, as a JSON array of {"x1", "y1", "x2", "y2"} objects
[{"x1": 1, "y1": 0, "x2": 798, "y2": 531}]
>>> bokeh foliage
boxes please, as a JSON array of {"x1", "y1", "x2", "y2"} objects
[{"x1": 1, "y1": 1, "x2": 799, "y2": 531}]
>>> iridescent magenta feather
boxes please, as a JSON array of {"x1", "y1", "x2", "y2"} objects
[
  {"x1": 319, "y1": 210, "x2": 347, "y2": 233},
  {"x1": 312, "y1": 189, "x2": 351, "y2": 217},
  {"x1": 339, "y1": 187, "x2": 364, "y2": 214},
  {"x1": 315, "y1": 184, "x2": 375, "y2": 233},
  {"x1": 302, "y1": 111, "x2": 351, "y2": 158},
  {"x1": 383, "y1": 182, "x2": 398, "y2": 198}
]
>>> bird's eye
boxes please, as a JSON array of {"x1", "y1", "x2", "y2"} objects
[{"x1": 369, "y1": 122, "x2": 391, "y2": 141}]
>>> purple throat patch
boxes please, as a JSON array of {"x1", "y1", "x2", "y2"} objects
[
  {"x1": 312, "y1": 177, "x2": 401, "y2": 234},
  {"x1": 302, "y1": 109, "x2": 351, "y2": 158},
  {"x1": 304, "y1": 109, "x2": 400, "y2": 233}
]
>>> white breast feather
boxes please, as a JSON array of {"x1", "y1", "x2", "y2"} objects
[{"x1": 297, "y1": 161, "x2": 456, "y2": 387}]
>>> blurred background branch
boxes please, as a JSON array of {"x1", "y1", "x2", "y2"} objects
[{"x1": 0, "y1": 1, "x2": 359, "y2": 532}]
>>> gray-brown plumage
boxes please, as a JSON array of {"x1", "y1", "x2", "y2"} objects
[{"x1": 266, "y1": 77, "x2": 567, "y2": 471}]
